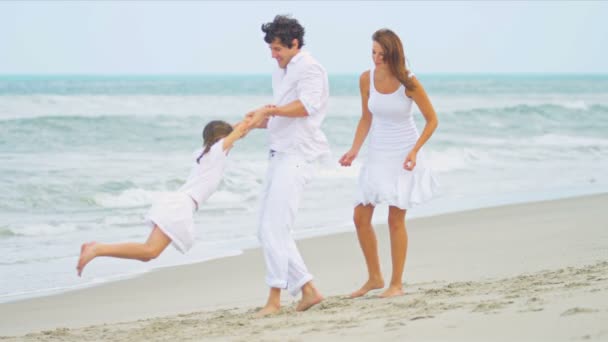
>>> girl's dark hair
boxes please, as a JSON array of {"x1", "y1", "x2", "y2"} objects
[
  {"x1": 196, "y1": 120, "x2": 233, "y2": 164},
  {"x1": 372, "y1": 28, "x2": 416, "y2": 92},
  {"x1": 261, "y1": 15, "x2": 305, "y2": 49}
]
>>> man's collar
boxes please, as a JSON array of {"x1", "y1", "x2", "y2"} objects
[{"x1": 287, "y1": 50, "x2": 307, "y2": 67}]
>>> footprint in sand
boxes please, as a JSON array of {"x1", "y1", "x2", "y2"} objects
[{"x1": 560, "y1": 307, "x2": 599, "y2": 316}]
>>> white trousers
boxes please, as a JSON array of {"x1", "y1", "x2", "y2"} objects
[{"x1": 257, "y1": 151, "x2": 315, "y2": 296}]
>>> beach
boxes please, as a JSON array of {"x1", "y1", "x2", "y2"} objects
[
  {"x1": 1, "y1": 193, "x2": 607, "y2": 341},
  {"x1": 2, "y1": 73, "x2": 607, "y2": 304}
]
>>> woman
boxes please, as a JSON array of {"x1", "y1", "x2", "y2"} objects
[{"x1": 339, "y1": 29, "x2": 439, "y2": 298}]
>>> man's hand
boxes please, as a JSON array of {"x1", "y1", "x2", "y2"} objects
[{"x1": 245, "y1": 105, "x2": 275, "y2": 129}]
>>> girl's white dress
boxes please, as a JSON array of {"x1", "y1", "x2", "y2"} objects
[
  {"x1": 356, "y1": 69, "x2": 439, "y2": 209},
  {"x1": 145, "y1": 138, "x2": 228, "y2": 253}
]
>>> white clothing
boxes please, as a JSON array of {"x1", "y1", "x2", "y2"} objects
[
  {"x1": 145, "y1": 139, "x2": 228, "y2": 253},
  {"x1": 268, "y1": 50, "x2": 330, "y2": 161},
  {"x1": 179, "y1": 138, "x2": 228, "y2": 207},
  {"x1": 257, "y1": 152, "x2": 315, "y2": 296},
  {"x1": 356, "y1": 68, "x2": 439, "y2": 209},
  {"x1": 258, "y1": 50, "x2": 330, "y2": 295},
  {"x1": 145, "y1": 192, "x2": 196, "y2": 253}
]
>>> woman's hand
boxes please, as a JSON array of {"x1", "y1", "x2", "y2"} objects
[
  {"x1": 403, "y1": 150, "x2": 417, "y2": 171},
  {"x1": 339, "y1": 149, "x2": 358, "y2": 167}
]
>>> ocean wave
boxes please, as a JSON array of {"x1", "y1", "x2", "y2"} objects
[
  {"x1": 93, "y1": 187, "x2": 254, "y2": 210},
  {"x1": 0, "y1": 227, "x2": 17, "y2": 237},
  {"x1": 0, "y1": 114, "x2": 224, "y2": 153},
  {"x1": 425, "y1": 94, "x2": 608, "y2": 115},
  {"x1": 0, "y1": 75, "x2": 273, "y2": 96},
  {"x1": 1, "y1": 95, "x2": 607, "y2": 125},
  {"x1": 424, "y1": 148, "x2": 487, "y2": 172},
  {"x1": 316, "y1": 164, "x2": 360, "y2": 179},
  {"x1": 206, "y1": 190, "x2": 250, "y2": 205},
  {"x1": 0, "y1": 95, "x2": 270, "y2": 121},
  {"x1": 530, "y1": 134, "x2": 608, "y2": 148},
  {"x1": 446, "y1": 103, "x2": 608, "y2": 117},
  {"x1": 560, "y1": 100, "x2": 590, "y2": 110},
  {"x1": 0, "y1": 223, "x2": 80, "y2": 238},
  {"x1": 0, "y1": 253, "x2": 76, "y2": 266},
  {"x1": 93, "y1": 188, "x2": 160, "y2": 208}
]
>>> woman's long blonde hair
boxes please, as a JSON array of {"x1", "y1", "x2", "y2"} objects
[{"x1": 372, "y1": 29, "x2": 416, "y2": 91}]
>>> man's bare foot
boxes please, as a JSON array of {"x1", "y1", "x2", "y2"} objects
[
  {"x1": 296, "y1": 284, "x2": 324, "y2": 312},
  {"x1": 378, "y1": 285, "x2": 404, "y2": 298},
  {"x1": 76, "y1": 242, "x2": 97, "y2": 277},
  {"x1": 349, "y1": 279, "x2": 385, "y2": 298},
  {"x1": 254, "y1": 304, "x2": 280, "y2": 318}
]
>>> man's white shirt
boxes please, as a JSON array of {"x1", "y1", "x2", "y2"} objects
[{"x1": 268, "y1": 50, "x2": 330, "y2": 160}]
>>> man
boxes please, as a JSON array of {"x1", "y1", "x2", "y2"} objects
[{"x1": 247, "y1": 15, "x2": 329, "y2": 316}]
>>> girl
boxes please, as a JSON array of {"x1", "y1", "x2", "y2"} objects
[{"x1": 77, "y1": 119, "x2": 249, "y2": 276}]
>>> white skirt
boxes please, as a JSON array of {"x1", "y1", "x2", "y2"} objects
[
  {"x1": 356, "y1": 152, "x2": 439, "y2": 210},
  {"x1": 145, "y1": 192, "x2": 196, "y2": 253}
]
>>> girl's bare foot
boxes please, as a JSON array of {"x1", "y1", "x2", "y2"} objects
[
  {"x1": 349, "y1": 278, "x2": 385, "y2": 298},
  {"x1": 76, "y1": 242, "x2": 97, "y2": 277},
  {"x1": 378, "y1": 285, "x2": 404, "y2": 298},
  {"x1": 254, "y1": 303, "x2": 280, "y2": 318}
]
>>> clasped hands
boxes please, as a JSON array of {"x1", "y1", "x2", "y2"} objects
[
  {"x1": 233, "y1": 105, "x2": 275, "y2": 138},
  {"x1": 244, "y1": 105, "x2": 275, "y2": 129}
]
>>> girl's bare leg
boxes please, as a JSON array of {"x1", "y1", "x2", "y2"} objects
[
  {"x1": 379, "y1": 206, "x2": 407, "y2": 298},
  {"x1": 77, "y1": 225, "x2": 171, "y2": 276},
  {"x1": 350, "y1": 204, "x2": 385, "y2": 298}
]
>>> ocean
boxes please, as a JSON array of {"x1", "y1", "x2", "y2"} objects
[{"x1": 1, "y1": 74, "x2": 607, "y2": 302}]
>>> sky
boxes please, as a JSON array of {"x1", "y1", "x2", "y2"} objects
[{"x1": 1, "y1": 1, "x2": 607, "y2": 75}]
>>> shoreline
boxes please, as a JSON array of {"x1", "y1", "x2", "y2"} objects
[
  {"x1": 1, "y1": 193, "x2": 607, "y2": 339},
  {"x1": 1, "y1": 186, "x2": 606, "y2": 306},
  {"x1": 3, "y1": 185, "x2": 607, "y2": 306}
]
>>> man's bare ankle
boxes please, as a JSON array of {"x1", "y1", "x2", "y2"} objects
[{"x1": 302, "y1": 282, "x2": 317, "y2": 295}]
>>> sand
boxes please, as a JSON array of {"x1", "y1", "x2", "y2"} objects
[{"x1": 1, "y1": 193, "x2": 607, "y2": 341}]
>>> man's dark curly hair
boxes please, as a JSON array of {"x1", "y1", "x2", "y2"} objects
[{"x1": 261, "y1": 15, "x2": 305, "y2": 49}]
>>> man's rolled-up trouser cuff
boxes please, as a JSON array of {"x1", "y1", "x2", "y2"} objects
[
  {"x1": 289, "y1": 274, "x2": 313, "y2": 297},
  {"x1": 265, "y1": 277, "x2": 288, "y2": 290}
]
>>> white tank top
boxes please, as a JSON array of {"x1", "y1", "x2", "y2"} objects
[{"x1": 367, "y1": 67, "x2": 420, "y2": 158}]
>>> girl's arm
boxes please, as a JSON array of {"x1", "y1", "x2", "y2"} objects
[
  {"x1": 403, "y1": 77, "x2": 439, "y2": 170},
  {"x1": 222, "y1": 121, "x2": 249, "y2": 152},
  {"x1": 339, "y1": 71, "x2": 373, "y2": 166}
]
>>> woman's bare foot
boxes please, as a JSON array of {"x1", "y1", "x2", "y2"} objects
[
  {"x1": 378, "y1": 285, "x2": 404, "y2": 298},
  {"x1": 254, "y1": 303, "x2": 280, "y2": 318},
  {"x1": 296, "y1": 283, "x2": 324, "y2": 312},
  {"x1": 76, "y1": 242, "x2": 97, "y2": 277},
  {"x1": 349, "y1": 278, "x2": 385, "y2": 298}
]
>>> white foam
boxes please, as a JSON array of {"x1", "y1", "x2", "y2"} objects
[
  {"x1": 317, "y1": 163, "x2": 360, "y2": 179},
  {"x1": 94, "y1": 187, "x2": 254, "y2": 210},
  {"x1": 0, "y1": 95, "x2": 271, "y2": 120},
  {"x1": 9, "y1": 223, "x2": 79, "y2": 237},
  {"x1": 206, "y1": 189, "x2": 248, "y2": 205},
  {"x1": 428, "y1": 94, "x2": 608, "y2": 114},
  {"x1": 560, "y1": 100, "x2": 589, "y2": 110},
  {"x1": 531, "y1": 134, "x2": 608, "y2": 148},
  {"x1": 425, "y1": 147, "x2": 486, "y2": 172},
  {"x1": 94, "y1": 188, "x2": 160, "y2": 208}
]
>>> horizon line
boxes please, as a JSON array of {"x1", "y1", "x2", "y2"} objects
[{"x1": 1, "y1": 71, "x2": 607, "y2": 78}]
